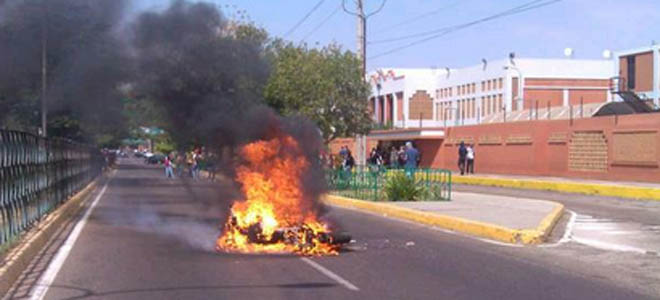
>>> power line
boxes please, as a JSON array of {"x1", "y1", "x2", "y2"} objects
[
  {"x1": 283, "y1": 0, "x2": 325, "y2": 38},
  {"x1": 370, "y1": 0, "x2": 554, "y2": 45},
  {"x1": 300, "y1": 3, "x2": 341, "y2": 43},
  {"x1": 369, "y1": 0, "x2": 561, "y2": 60},
  {"x1": 371, "y1": 0, "x2": 464, "y2": 36}
]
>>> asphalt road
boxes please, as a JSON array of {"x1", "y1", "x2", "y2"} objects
[{"x1": 5, "y1": 159, "x2": 657, "y2": 300}]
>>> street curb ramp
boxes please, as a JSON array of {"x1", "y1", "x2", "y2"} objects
[
  {"x1": 0, "y1": 178, "x2": 101, "y2": 297},
  {"x1": 452, "y1": 176, "x2": 660, "y2": 201},
  {"x1": 323, "y1": 195, "x2": 564, "y2": 245}
]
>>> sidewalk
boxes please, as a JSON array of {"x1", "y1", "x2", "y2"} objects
[
  {"x1": 451, "y1": 173, "x2": 660, "y2": 201},
  {"x1": 324, "y1": 192, "x2": 564, "y2": 245},
  {"x1": 393, "y1": 192, "x2": 557, "y2": 230}
]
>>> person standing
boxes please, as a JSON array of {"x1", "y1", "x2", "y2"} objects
[
  {"x1": 404, "y1": 141, "x2": 419, "y2": 177},
  {"x1": 389, "y1": 146, "x2": 399, "y2": 169},
  {"x1": 343, "y1": 150, "x2": 355, "y2": 171},
  {"x1": 190, "y1": 151, "x2": 199, "y2": 180},
  {"x1": 397, "y1": 145, "x2": 407, "y2": 167},
  {"x1": 164, "y1": 155, "x2": 174, "y2": 179},
  {"x1": 466, "y1": 144, "x2": 475, "y2": 174},
  {"x1": 458, "y1": 141, "x2": 467, "y2": 175},
  {"x1": 175, "y1": 153, "x2": 185, "y2": 177},
  {"x1": 339, "y1": 146, "x2": 348, "y2": 159}
]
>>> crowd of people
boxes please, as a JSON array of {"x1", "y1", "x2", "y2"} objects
[
  {"x1": 325, "y1": 142, "x2": 421, "y2": 173},
  {"x1": 163, "y1": 149, "x2": 204, "y2": 180}
]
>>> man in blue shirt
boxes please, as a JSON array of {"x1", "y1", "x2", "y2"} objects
[{"x1": 404, "y1": 141, "x2": 419, "y2": 177}]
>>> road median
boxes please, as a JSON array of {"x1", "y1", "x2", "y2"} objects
[
  {"x1": 323, "y1": 194, "x2": 564, "y2": 245},
  {"x1": 0, "y1": 176, "x2": 103, "y2": 296},
  {"x1": 452, "y1": 176, "x2": 660, "y2": 201}
]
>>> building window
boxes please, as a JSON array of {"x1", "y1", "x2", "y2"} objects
[
  {"x1": 471, "y1": 83, "x2": 476, "y2": 93},
  {"x1": 487, "y1": 80, "x2": 491, "y2": 90},
  {"x1": 481, "y1": 96, "x2": 486, "y2": 117},
  {"x1": 498, "y1": 78, "x2": 503, "y2": 89},
  {"x1": 627, "y1": 56, "x2": 636, "y2": 90}
]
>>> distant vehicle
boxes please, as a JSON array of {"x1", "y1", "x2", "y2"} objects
[
  {"x1": 145, "y1": 154, "x2": 166, "y2": 164},
  {"x1": 144, "y1": 152, "x2": 154, "y2": 158},
  {"x1": 134, "y1": 151, "x2": 145, "y2": 158}
]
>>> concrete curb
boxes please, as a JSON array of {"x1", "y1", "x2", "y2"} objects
[
  {"x1": 0, "y1": 177, "x2": 100, "y2": 296},
  {"x1": 452, "y1": 176, "x2": 660, "y2": 201},
  {"x1": 323, "y1": 195, "x2": 564, "y2": 245}
]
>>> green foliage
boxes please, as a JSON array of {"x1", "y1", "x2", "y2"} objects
[
  {"x1": 154, "y1": 139, "x2": 175, "y2": 155},
  {"x1": 384, "y1": 172, "x2": 425, "y2": 202},
  {"x1": 372, "y1": 120, "x2": 393, "y2": 131},
  {"x1": 264, "y1": 42, "x2": 372, "y2": 143},
  {"x1": 419, "y1": 184, "x2": 449, "y2": 202}
]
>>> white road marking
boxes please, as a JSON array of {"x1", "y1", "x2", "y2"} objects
[
  {"x1": 300, "y1": 257, "x2": 359, "y2": 291},
  {"x1": 575, "y1": 224, "x2": 618, "y2": 230},
  {"x1": 604, "y1": 231, "x2": 639, "y2": 236},
  {"x1": 31, "y1": 178, "x2": 112, "y2": 300},
  {"x1": 572, "y1": 237, "x2": 648, "y2": 254},
  {"x1": 476, "y1": 238, "x2": 524, "y2": 247}
]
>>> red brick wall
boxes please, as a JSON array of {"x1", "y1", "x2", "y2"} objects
[
  {"x1": 636, "y1": 51, "x2": 654, "y2": 92},
  {"x1": 569, "y1": 90, "x2": 608, "y2": 105},
  {"x1": 329, "y1": 114, "x2": 660, "y2": 183},
  {"x1": 437, "y1": 114, "x2": 660, "y2": 183},
  {"x1": 524, "y1": 89, "x2": 563, "y2": 108},
  {"x1": 526, "y1": 78, "x2": 609, "y2": 87},
  {"x1": 620, "y1": 51, "x2": 654, "y2": 92}
]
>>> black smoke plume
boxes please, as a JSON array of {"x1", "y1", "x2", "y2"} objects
[
  {"x1": 0, "y1": 0, "x2": 130, "y2": 140},
  {"x1": 1, "y1": 0, "x2": 329, "y2": 246}
]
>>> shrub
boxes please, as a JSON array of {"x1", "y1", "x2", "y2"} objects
[{"x1": 384, "y1": 172, "x2": 424, "y2": 201}]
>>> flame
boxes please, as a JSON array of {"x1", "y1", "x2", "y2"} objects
[{"x1": 216, "y1": 135, "x2": 338, "y2": 256}]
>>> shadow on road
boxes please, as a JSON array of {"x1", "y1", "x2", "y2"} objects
[{"x1": 44, "y1": 282, "x2": 337, "y2": 299}]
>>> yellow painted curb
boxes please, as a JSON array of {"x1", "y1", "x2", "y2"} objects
[
  {"x1": 0, "y1": 174, "x2": 104, "y2": 296},
  {"x1": 452, "y1": 176, "x2": 660, "y2": 201},
  {"x1": 323, "y1": 195, "x2": 564, "y2": 245}
]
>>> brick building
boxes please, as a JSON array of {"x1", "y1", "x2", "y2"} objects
[
  {"x1": 368, "y1": 57, "x2": 613, "y2": 129},
  {"x1": 614, "y1": 45, "x2": 660, "y2": 107},
  {"x1": 331, "y1": 48, "x2": 660, "y2": 183}
]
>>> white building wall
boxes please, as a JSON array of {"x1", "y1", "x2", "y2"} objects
[{"x1": 370, "y1": 57, "x2": 614, "y2": 129}]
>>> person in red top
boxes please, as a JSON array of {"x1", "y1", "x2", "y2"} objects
[{"x1": 164, "y1": 155, "x2": 174, "y2": 178}]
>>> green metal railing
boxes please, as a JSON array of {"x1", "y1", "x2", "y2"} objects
[
  {"x1": 326, "y1": 166, "x2": 452, "y2": 201},
  {"x1": 1, "y1": 130, "x2": 104, "y2": 247}
]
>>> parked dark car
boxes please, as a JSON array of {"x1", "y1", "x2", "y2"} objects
[{"x1": 145, "y1": 154, "x2": 166, "y2": 164}]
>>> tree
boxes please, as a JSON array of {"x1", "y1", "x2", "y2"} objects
[{"x1": 264, "y1": 42, "x2": 372, "y2": 144}]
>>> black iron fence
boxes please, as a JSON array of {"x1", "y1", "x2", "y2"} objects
[{"x1": 0, "y1": 130, "x2": 104, "y2": 247}]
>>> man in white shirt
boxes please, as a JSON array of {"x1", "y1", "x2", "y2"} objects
[{"x1": 466, "y1": 145, "x2": 475, "y2": 174}]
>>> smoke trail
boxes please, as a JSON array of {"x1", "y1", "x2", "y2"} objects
[{"x1": 0, "y1": 0, "x2": 130, "y2": 140}]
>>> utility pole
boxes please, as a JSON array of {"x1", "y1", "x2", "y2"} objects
[
  {"x1": 40, "y1": 2, "x2": 48, "y2": 137},
  {"x1": 343, "y1": 0, "x2": 386, "y2": 165},
  {"x1": 356, "y1": 0, "x2": 366, "y2": 75}
]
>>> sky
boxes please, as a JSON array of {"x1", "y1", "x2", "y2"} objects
[{"x1": 131, "y1": 0, "x2": 660, "y2": 71}]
